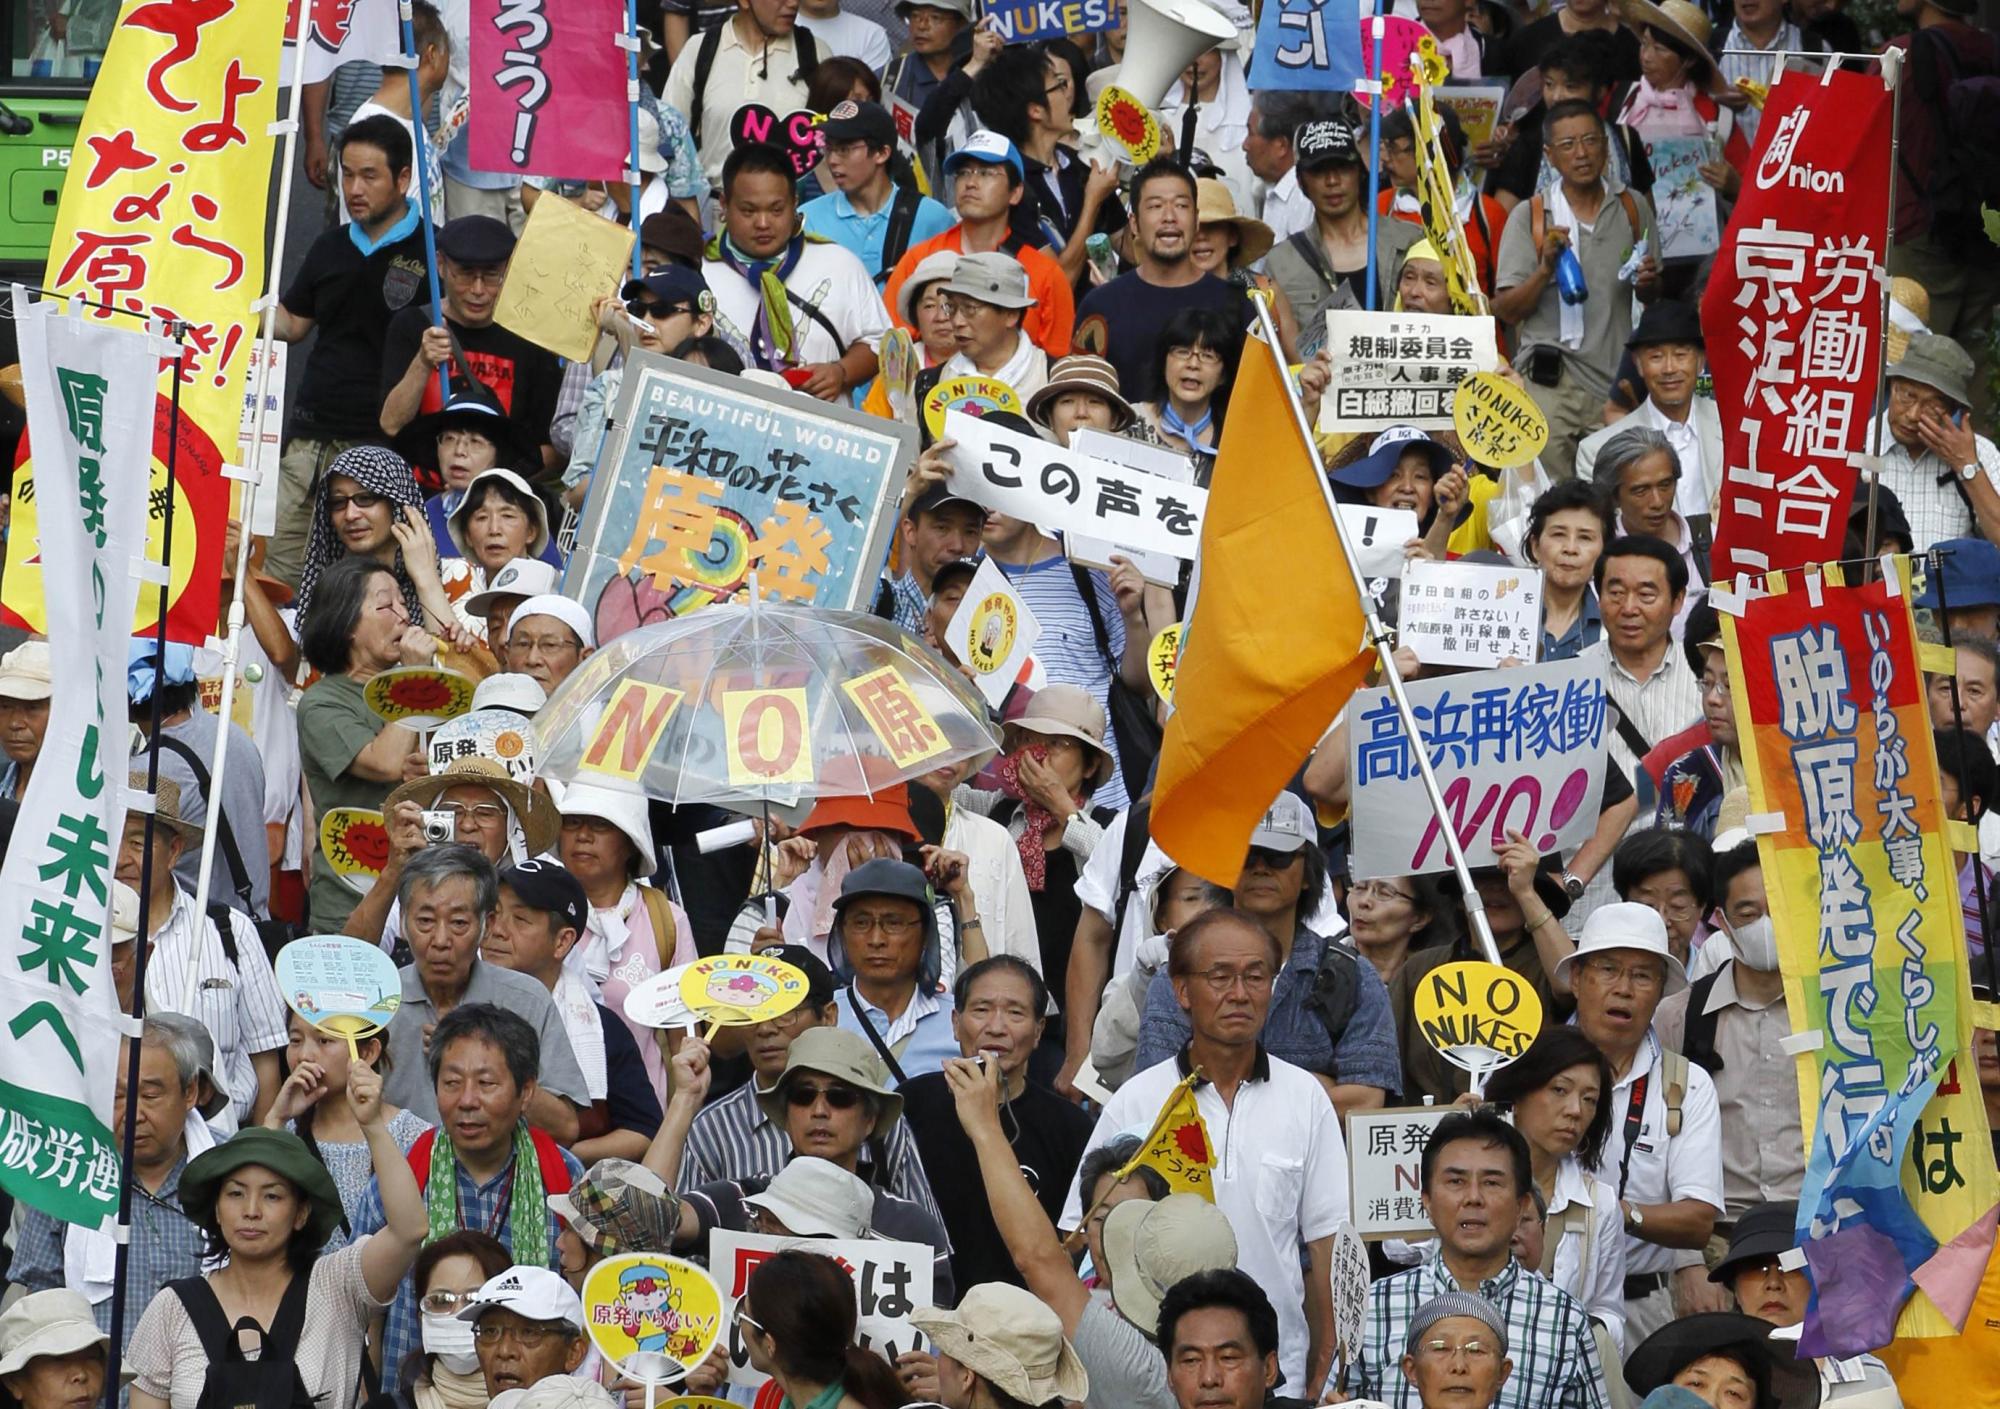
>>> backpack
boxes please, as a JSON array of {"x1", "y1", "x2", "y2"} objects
[
  {"x1": 1681, "y1": 970, "x2": 1726, "y2": 1078},
  {"x1": 1912, "y1": 27, "x2": 2000, "y2": 256},
  {"x1": 168, "y1": 1272, "x2": 317, "y2": 1409},
  {"x1": 689, "y1": 22, "x2": 819, "y2": 150},
  {"x1": 1305, "y1": 943, "x2": 1363, "y2": 1075}
]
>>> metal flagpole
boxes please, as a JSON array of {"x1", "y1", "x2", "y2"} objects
[
  {"x1": 101, "y1": 323, "x2": 189, "y2": 1409},
  {"x1": 1362, "y1": 3, "x2": 1386, "y2": 312},
  {"x1": 185, "y1": 28, "x2": 314, "y2": 969},
  {"x1": 1251, "y1": 291, "x2": 1503, "y2": 965},
  {"x1": 401, "y1": 0, "x2": 453, "y2": 402},
  {"x1": 1862, "y1": 47, "x2": 1904, "y2": 559},
  {"x1": 626, "y1": 0, "x2": 645, "y2": 280}
]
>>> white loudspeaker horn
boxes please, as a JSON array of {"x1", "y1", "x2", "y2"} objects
[{"x1": 1112, "y1": 0, "x2": 1239, "y2": 110}]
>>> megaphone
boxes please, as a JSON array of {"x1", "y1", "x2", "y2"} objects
[{"x1": 1110, "y1": 0, "x2": 1239, "y2": 109}]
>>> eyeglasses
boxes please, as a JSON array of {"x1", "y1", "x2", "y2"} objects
[
  {"x1": 1167, "y1": 345, "x2": 1223, "y2": 369},
  {"x1": 419, "y1": 1290, "x2": 476, "y2": 1315},
  {"x1": 1045, "y1": 74, "x2": 1072, "y2": 97},
  {"x1": 916, "y1": 294, "x2": 953, "y2": 317},
  {"x1": 510, "y1": 633, "x2": 583, "y2": 657},
  {"x1": 1352, "y1": 880, "x2": 1417, "y2": 903},
  {"x1": 328, "y1": 492, "x2": 386, "y2": 515},
  {"x1": 785, "y1": 1081, "x2": 865, "y2": 1109},
  {"x1": 844, "y1": 912, "x2": 919, "y2": 936},
  {"x1": 470, "y1": 1321, "x2": 570, "y2": 1348},
  {"x1": 1580, "y1": 955, "x2": 1666, "y2": 991},
  {"x1": 1244, "y1": 845, "x2": 1304, "y2": 870},
  {"x1": 735, "y1": 1305, "x2": 767, "y2": 1336},
  {"x1": 1384, "y1": 138, "x2": 1416, "y2": 157},
  {"x1": 437, "y1": 802, "x2": 508, "y2": 824},
  {"x1": 1191, "y1": 964, "x2": 1275, "y2": 994},
  {"x1": 627, "y1": 299, "x2": 693, "y2": 320},
  {"x1": 1418, "y1": 1338, "x2": 1498, "y2": 1361},
  {"x1": 1548, "y1": 133, "x2": 1606, "y2": 155}
]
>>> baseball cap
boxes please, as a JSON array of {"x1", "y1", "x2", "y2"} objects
[
  {"x1": 0, "y1": 641, "x2": 53, "y2": 702},
  {"x1": 1101, "y1": 1194, "x2": 1239, "y2": 1337},
  {"x1": 1293, "y1": 120, "x2": 1361, "y2": 171},
  {"x1": 1249, "y1": 790, "x2": 1315, "y2": 853},
  {"x1": 470, "y1": 672, "x2": 548, "y2": 715},
  {"x1": 909, "y1": 481, "x2": 983, "y2": 522},
  {"x1": 942, "y1": 251, "x2": 1037, "y2": 310},
  {"x1": 943, "y1": 130, "x2": 1025, "y2": 183},
  {"x1": 437, "y1": 215, "x2": 517, "y2": 265},
  {"x1": 464, "y1": 558, "x2": 561, "y2": 620},
  {"x1": 500, "y1": 859, "x2": 589, "y2": 934},
  {"x1": 456, "y1": 1266, "x2": 585, "y2": 1329},
  {"x1": 741, "y1": 1156, "x2": 875, "y2": 1238},
  {"x1": 622, "y1": 267, "x2": 715, "y2": 317},
  {"x1": 1331, "y1": 423, "x2": 1458, "y2": 490},
  {"x1": 823, "y1": 100, "x2": 898, "y2": 149},
  {"x1": 508, "y1": 594, "x2": 595, "y2": 649}
]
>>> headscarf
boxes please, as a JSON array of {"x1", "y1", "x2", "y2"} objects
[{"x1": 294, "y1": 445, "x2": 426, "y2": 633}]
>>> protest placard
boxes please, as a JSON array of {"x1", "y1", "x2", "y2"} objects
[
  {"x1": 984, "y1": 0, "x2": 1123, "y2": 42},
  {"x1": 274, "y1": 938, "x2": 403, "y2": 1043},
  {"x1": 319, "y1": 809, "x2": 390, "y2": 895},
  {"x1": 1397, "y1": 560, "x2": 1542, "y2": 667},
  {"x1": 494, "y1": 192, "x2": 638, "y2": 363},
  {"x1": 470, "y1": 0, "x2": 630, "y2": 180},
  {"x1": 942, "y1": 409, "x2": 1208, "y2": 561},
  {"x1": 365, "y1": 667, "x2": 477, "y2": 730},
  {"x1": 238, "y1": 341, "x2": 287, "y2": 536},
  {"x1": 581, "y1": 1253, "x2": 724, "y2": 1383},
  {"x1": 923, "y1": 376, "x2": 1023, "y2": 440},
  {"x1": 680, "y1": 954, "x2": 811, "y2": 1031},
  {"x1": 1434, "y1": 83, "x2": 1508, "y2": 147},
  {"x1": 1336, "y1": 505, "x2": 1422, "y2": 580},
  {"x1": 1249, "y1": 0, "x2": 1364, "y2": 93},
  {"x1": 1316, "y1": 311, "x2": 1496, "y2": 432},
  {"x1": 1149, "y1": 623, "x2": 1182, "y2": 704},
  {"x1": 1452, "y1": 371, "x2": 1549, "y2": 470},
  {"x1": 947, "y1": 559, "x2": 1041, "y2": 709},
  {"x1": 429, "y1": 710, "x2": 539, "y2": 782},
  {"x1": 710, "y1": 1232, "x2": 933, "y2": 1387},
  {"x1": 1066, "y1": 429, "x2": 1198, "y2": 587},
  {"x1": 1645, "y1": 136, "x2": 1721, "y2": 261},
  {"x1": 1411, "y1": 961, "x2": 1543, "y2": 1082},
  {"x1": 1347, "y1": 1106, "x2": 1453, "y2": 1239},
  {"x1": 567, "y1": 355, "x2": 910, "y2": 628},
  {"x1": 1347, "y1": 654, "x2": 1609, "y2": 879}
]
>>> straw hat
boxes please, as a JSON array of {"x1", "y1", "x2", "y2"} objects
[
  {"x1": 1618, "y1": 0, "x2": 1718, "y2": 84},
  {"x1": 385, "y1": 756, "x2": 561, "y2": 855},
  {"x1": 126, "y1": 773, "x2": 203, "y2": 841},
  {"x1": 1194, "y1": 178, "x2": 1274, "y2": 270},
  {"x1": 1887, "y1": 277, "x2": 1932, "y2": 364}
]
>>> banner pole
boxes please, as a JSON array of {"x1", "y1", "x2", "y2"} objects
[
  {"x1": 1251, "y1": 292, "x2": 1502, "y2": 965},
  {"x1": 626, "y1": 0, "x2": 644, "y2": 280},
  {"x1": 100, "y1": 324, "x2": 189, "y2": 1409},
  {"x1": 1862, "y1": 49, "x2": 1904, "y2": 560},
  {"x1": 188, "y1": 29, "x2": 312, "y2": 958},
  {"x1": 400, "y1": 0, "x2": 452, "y2": 402},
  {"x1": 1363, "y1": 6, "x2": 1385, "y2": 312}
]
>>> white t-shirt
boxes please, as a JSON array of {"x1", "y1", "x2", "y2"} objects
[
  {"x1": 1605, "y1": 1028, "x2": 1726, "y2": 1276},
  {"x1": 702, "y1": 240, "x2": 892, "y2": 370},
  {"x1": 798, "y1": 8, "x2": 894, "y2": 72}
]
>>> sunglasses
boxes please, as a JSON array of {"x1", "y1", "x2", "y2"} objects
[
  {"x1": 1245, "y1": 845, "x2": 1304, "y2": 870},
  {"x1": 627, "y1": 298, "x2": 693, "y2": 320},
  {"x1": 785, "y1": 1081, "x2": 864, "y2": 1110}
]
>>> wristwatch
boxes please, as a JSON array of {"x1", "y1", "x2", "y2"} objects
[
  {"x1": 1561, "y1": 870, "x2": 1586, "y2": 900},
  {"x1": 1623, "y1": 1200, "x2": 1645, "y2": 1229},
  {"x1": 1962, "y1": 462, "x2": 1981, "y2": 482}
]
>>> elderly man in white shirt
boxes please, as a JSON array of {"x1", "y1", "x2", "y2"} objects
[
  {"x1": 1244, "y1": 92, "x2": 1329, "y2": 244},
  {"x1": 1576, "y1": 302, "x2": 1721, "y2": 526},
  {"x1": 1862, "y1": 333, "x2": 2000, "y2": 550}
]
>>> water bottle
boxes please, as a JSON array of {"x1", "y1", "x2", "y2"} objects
[
  {"x1": 1086, "y1": 232, "x2": 1119, "y2": 286},
  {"x1": 1555, "y1": 245, "x2": 1588, "y2": 306}
]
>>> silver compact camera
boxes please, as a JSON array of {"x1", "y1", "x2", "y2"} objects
[{"x1": 420, "y1": 809, "x2": 455, "y2": 844}]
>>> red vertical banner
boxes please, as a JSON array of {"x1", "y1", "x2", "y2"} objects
[
  {"x1": 1702, "y1": 67, "x2": 1893, "y2": 580},
  {"x1": 467, "y1": 0, "x2": 630, "y2": 181}
]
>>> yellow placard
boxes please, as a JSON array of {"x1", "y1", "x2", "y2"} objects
[
  {"x1": 581, "y1": 1253, "x2": 724, "y2": 1382},
  {"x1": 678, "y1": 955, "x2": 811, "y2": 1027},
  {"x1": 1095, "y1": 84, "x2": 1162, "y2": 165},
  {"x1": 1411, "y1": 961, "x2": 1543, "y2": 1076},
  {"x1": 581, "y1": 680, "x2": 686, "y2": 781},
  {"x1": 318, "y1": 808, "x2": 390, "y2": 896},
  {"x1": 198, "y1": 668, "x2": 257, "y2": 736},
  {"x1": 364, "y1": 667, "x2": 477, "y2": 726},
  {"x1": 921, "y1": 375, "x2": 1023, "y2": 440},
  {"x1": 1117, "y1": 1070, "x2": 1215, "y2": 1200},
  {"x1": 720, "y1": 687, "x2": 814, "y2": 785},
  {"x1": 841, "y1": 665, "x2": 951, "y2": 769},
  {"x1": 1149, "y1": 623, "x2": 1182, "y2": 704},
  {"x1": 965, "y1": 591, "x2": 1020, "y2": 675},
  {"x1": 494, "y1": 191, "x2": 639, "y2": 363},
  {"x1": 1452, "y1": 373, "x2": 1549, "y2": 470}
]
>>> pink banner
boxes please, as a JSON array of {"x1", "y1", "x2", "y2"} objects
[{"x1": 468, "y1": 0, "x2": 629, "y2": 181}]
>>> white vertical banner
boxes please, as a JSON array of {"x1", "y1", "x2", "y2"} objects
[{"x1": 0, "y1": 296, "x2": 157, "y2": 1229}]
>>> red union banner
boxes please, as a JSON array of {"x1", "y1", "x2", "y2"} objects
[
  {"x1": 1702, "y1": 66, "x2": 1893, "y2": 580},
  {"x1": 468, "y1": 0, "x2": 629, "y2": 181}
]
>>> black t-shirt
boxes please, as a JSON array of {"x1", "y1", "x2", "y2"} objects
[
  {"x1": 282, "y1": 216, "x2": 430, "y2": 438},
  {"x1": 1497, "y1": 16, "x2": 1640, "y2": 88},
  {"x1": 1075, "y1": 272, "x2": 1251, "y2": 403},
  {"x1": 379, "y1": 305, "x2": 565, "y2": 450},
  {"x1": 900, "y1": 1071, "x2": 1093, "y2": 1293}
]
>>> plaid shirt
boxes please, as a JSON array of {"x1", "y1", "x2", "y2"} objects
[
  {"x1": 11, "y1": 1155, "x2": 206, "y2": 1348},
  {"x1": 353, "y1": 1136, "x2": 585, "y2": 1381},
  {"x1": 1359, "y1": 1251, "x2": 1609, "y2": 1409},
  {"x1": 885, "y1": 570, "x2": 929, "y2": 637}
]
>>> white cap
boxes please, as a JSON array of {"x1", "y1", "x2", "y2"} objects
[
  {"x1": 490, "y1": 1377, "x2": 618, "y2": 1409},
  {"x1": 465, "y1": 558, "x2": 561, "y2": 619},
  {"x1": 556, "y1": 780, "x2": 656, "y2": 879},
  {"x1": 110, "y1": 881, "x2": 140, "y2": 943},
  {"x1": 1248, "y1": 791, "x2": 1315, "y2": 853},
  {"x1": 741, "y1": 1156, "x2": 874, "y2": 1239},
  {"x1": 1552, "y1": 901, "x2": 1688, "y2": 994},
  {"x1": 456, "y1": 1266, "x2": 585, "y2": 1329},
  {"x1": 471, "y1": 672, "x2": 549, "y2": 715},
  {"x1": 508, "y1": 594, "x2": 595, "y2": 650}
]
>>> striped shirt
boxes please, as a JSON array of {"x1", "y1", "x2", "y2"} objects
[
  {"x1": 677, "y1": 1076, "x2": 946, "y2": 1226},
  {"x1": 144, "y1": 885, "x2": 291, "y2": 1125},
  {"x1": 1716, "y1": 22, "x2": 1816, "y2": 145},
  {"x1": 992, "y1": 552, "x2": 1131, "y2": 811},
  {"x1": 1359, "y1": 1250, "x2": 1611, "y2": 1409}
]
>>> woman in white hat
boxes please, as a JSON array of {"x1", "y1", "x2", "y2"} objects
[
  {"x1": 556, "y1": 782, "x2": 697, "y2": 1106},
  {"x1": 0, "y1": 1290, "x2": 122, "y2": 1409}
]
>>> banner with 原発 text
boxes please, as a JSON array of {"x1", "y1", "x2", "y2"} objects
[
  {"x1": 469, "y1": 0, "x2": 630, "y2": 181},
  {"x1": 0, "y1": 300, "x2": 157, "y2": 1227}
]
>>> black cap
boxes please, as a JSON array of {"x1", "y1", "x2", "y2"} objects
[
  {"x1": 640, "y1": 205, "x2": 704, "y2": 267},
  {"x1": 1627, "y1": 299, "x2": 1704, "y2": 349},
  {"x1": 929, "y1": 558, "x2": 979, "y2": 598},
  {"x1": 1294, "y1": 120, "x2": 1361, "y2": 171},
  {"x1": 499, "y1": 858, "x2": 589, "y2": 935},
  {"x1": 437, "y1": 214, "x2": 517, "y2": 265},
  {"x1": 908, "y1": 482, "x2": 983, "y2": 520},
  {"x1": 622, "y1": 267, "x2": 714, "y2": 314},
  {"x1": 1708, "y1": 1201, "x2": 1800, "y2": 1284},
  {"x1": 768, "y1": 944, "x2": 837, "y2": 1010},
  {"x1": 823, "y1": 99, "x2": 897, "y2": 150}
]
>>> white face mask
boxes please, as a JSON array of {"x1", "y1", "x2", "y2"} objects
[
  {"x1": 421, "y1": 1312, "x2": 481, "y2": 1375},
  {"x1": 1730, "y1": 915, "x2": 1779, "y2": 972}
]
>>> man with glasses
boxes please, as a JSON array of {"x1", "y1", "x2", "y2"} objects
[
  {"x1": 1061, "y1": 909, "x2": 1348, "y2": 1400},
  {"x1": 1551, "y1": 903, "x2": 1723, "y2": 1345},
  {"x1": 679, "y1": 944, "x2": 944, "y2": 1221},
  {"x1": 379, "y1": 216, "x2": 565, "y2": 478},
  {"x1": 1359, "y1": 1112, "x2": 1608, "y2": 1409},
  {"x1": 910, "y1": 253, "x2": 1048, "y2": 424},
  {"x1": 460, "y1": 1266, "x2": 591, "y2": 1398},
  {"x1": 802, "y1": 101, "x2": 954, "y2": 283},
  {"x1": 830, "y1": 857, "x2": 971, "y2": 1079},
  {"x1": 1398, "y1": 1294, "x2": 1516, "y2": 1409},
  {"x1": 1493, "y1": 101, "x2": 1660, "y2": 480},
  {"x1": 504, "y1": 595, "x2": 595, "y2": 694}
]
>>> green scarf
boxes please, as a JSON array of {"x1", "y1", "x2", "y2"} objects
[
  {"x1": 425, "y1": 1123, "x2": 550, "y2": 1267},
  {"x1": 706, "y1": 228, "x2": 832, "y2": 368}
]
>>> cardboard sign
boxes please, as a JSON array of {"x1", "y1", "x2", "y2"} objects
[
  {"x1": 1317, "y1": 310, "x2": 1496, "y2": 432},
  {"x1": 1411, "y1": 961, "x2": 1544, "y2": 1082},
  {"x1": 922, "y1": 375, "x2": 1024, "y2": 440},
  {"x1": 1336, "y1": 505, "x2": 1423, "y2": 580},
  {"x1": 946, "y1": 560, "x2": 1042, "y2": 709},
  {"x1": 429, "y1": 709, "x2": 539, "y2": 782},
  {"x1": 275, "y1": 938, "x2": 403, "y2": 1041},
  {"x1": 1397, "y1": 560, "x2": 1542, "y2": 668},
  {"x1": 1333, "y1": 1223, "x2": 1369, "y2": 1361},
  {"x1": 1434, "y1": 82, "x2": 1508, "y2": 147},
  {"x1": 842, "y1": 666, "x2": 954, "y2": 769},
  {"x1": 678, "y1": 954, "x2": 811, "y2": 1027},
  {"x1": 494, "y1": 191, "x2": 637, "y2": 362},
  {"x1": 623, "y1": 962, "x2": 698, "y2": 1031},
  {"x1": 719, "y1": 687, "x2": 813, "y2": 786},
  {"x1": 1452, "y1": 372, "x2": 1548, "y2": 470},
  {"x1": 581, "y1": 1253, "x2": 725, "y2": 1384},
  {"x1": 364, "y1": 667, "x2": 477, "y2": 729},
  {"x1": 943, "y1": 409, "x2": 1208, "y2": 562},
  {"x1": 1148, "y1": 623, "x2": 1182, "y2": 704},
  {"x1": 1064, "y1": 428, "x2": 1198, "y2": 588},
  {"x1": 1346, "y1": 654, "x2": 1609, "y2": 879},
  {"x1": 1095, "y1": 85, "x2": 1161, "y2": 164},
  {"x1": 710, "y1": 1232, "x2": 934, "y2": 1388},
  {"x1": 1346, "y1": 1105, "x2": 1454, "y2": 1239},
  {"x1": 319, "y1": 808, "x2": 390, "y2": 895},
  {"x1": 581, "y1": 681, "x2": 686, "y2": 783}
]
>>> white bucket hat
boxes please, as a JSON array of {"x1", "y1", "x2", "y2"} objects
[
  {"x1": 741, "y1": 1156, "x2": 874, "y2": 1239},
  {"x1": 1552, "y1": 900, "x2": 1688, "y2": 995},
  {"x1": 0, "y1": 1289, "x2": 116, "y2": 1378},
  {"x1": 556, "y1": 780, "x2": 656, "y2": 879},
  {"x1": 448, "y1": 467, "x2": 554, "y2": 561}
]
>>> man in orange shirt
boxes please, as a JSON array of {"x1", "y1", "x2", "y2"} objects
[
  {"x1": 882, "y1": 131, "x2": 1073, "y2": 356},
  {"x1": 1376, "y1": 104, "x2": 1507, "y2": 303}
]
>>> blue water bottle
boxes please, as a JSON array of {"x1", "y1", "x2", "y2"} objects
[{"x1": 1555, "y1": 245, "x2": 1589, "y2": 305}]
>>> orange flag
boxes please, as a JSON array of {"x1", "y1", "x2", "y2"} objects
[{"x1": 1150, "y1": 331, "x2": 1373, "y2": 885}]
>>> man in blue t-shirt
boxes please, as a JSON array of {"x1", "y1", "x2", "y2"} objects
[{"x1": 802, "y1": 101, "x2": 955, "y2": 285}]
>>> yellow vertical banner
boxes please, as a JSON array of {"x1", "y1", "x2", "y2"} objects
[{"x1": 5, "y1": 0, "x2": 284, "y2": 643}]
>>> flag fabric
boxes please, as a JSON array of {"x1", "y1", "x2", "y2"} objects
[
  {"x1": 1150, "y1": 330, "x2": 1374, "y2": 885},
  {"x1": 289, "y1": 0, "x2": 412, "y2": 86},
  {"x1": 1118, "y1": 1071, "x2": 1216, "y2": 1200}
]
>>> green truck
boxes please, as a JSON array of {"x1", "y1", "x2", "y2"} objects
[{"x1": 1, "y1": 8, "x2": 95, "y2": 280}]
